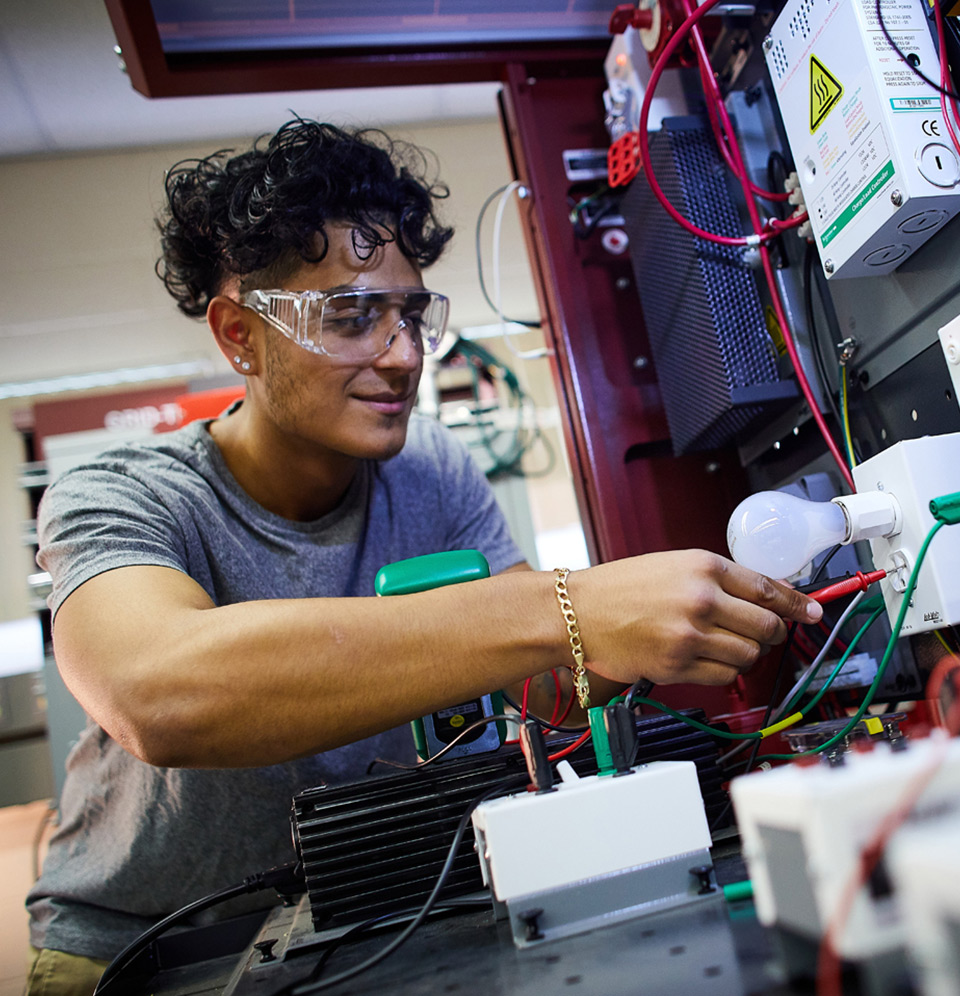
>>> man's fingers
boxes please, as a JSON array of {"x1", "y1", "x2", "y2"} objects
[
  {"x1": 686, "y1": 626, "x2": 763, "y2": 674},
  {"x1": 720, "y1": 561, "x2": 823, "y2": 625},
  {"x1": 661, "y1": 658, "x2": 745, "y2": 687}
]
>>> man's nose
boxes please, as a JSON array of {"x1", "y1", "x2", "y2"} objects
[{"x1": 377, "y1": 317, "x2": 422, "y2": 365}]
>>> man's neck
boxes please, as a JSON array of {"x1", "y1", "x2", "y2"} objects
[{"x1": 208, "y1": 407, "x2": 358, "y2": 522}]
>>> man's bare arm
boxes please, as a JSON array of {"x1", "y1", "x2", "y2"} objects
[{"x1": 53, "y1": 550, "x2": 821, "y2": 769}]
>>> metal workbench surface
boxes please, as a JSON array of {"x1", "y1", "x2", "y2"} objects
[{"x1": 123, "y1": 848, "x2": 813, "y2": 996}]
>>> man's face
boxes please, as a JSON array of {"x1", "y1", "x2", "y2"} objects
[{"x1": 251, "y1": 225, "x2": 429, "y2": 464}]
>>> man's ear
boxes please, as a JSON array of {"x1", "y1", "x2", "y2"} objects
[{"x1": 208, "y1": 296, "x2": 258, "y2": 375}]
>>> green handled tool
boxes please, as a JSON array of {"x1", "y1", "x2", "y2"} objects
[{"x1": 375, "y1": 550, "x2": 506, "y2": 761}]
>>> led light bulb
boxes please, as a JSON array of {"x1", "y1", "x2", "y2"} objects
[
  {"x1": 726, "y1": 489, "x2": 902, "y2": 580},
  {"x1": 726, "y1": 491, "x2": 848, "y2": 579}
]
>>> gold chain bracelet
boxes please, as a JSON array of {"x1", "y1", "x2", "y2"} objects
[{"x1": 553, "y1": 568, "x2": 590, "y2": 709}]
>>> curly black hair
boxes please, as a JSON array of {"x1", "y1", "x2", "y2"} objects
[{"x1": 156, "y1": 118, "x2": 455, "y2": 317}]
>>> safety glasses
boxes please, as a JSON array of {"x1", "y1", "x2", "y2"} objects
[{"x1": 241, "y1": 286, "x2": 450, "y2": 361}]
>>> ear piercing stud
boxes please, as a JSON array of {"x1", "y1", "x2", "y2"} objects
[{"x1": 233, "y1": 355, "x2": 251, "y2": 372}]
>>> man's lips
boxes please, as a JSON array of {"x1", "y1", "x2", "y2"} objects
[{"x1": 355, "y1": 391, "x2": 412, "y2": 415}]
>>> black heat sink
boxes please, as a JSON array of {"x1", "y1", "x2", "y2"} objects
[
  {"x1": 291, "y1": 709, "x2": 731, "y2": 932},
  {"x1": 620, "y1": 115, "x2": 797, "y2": 455}
]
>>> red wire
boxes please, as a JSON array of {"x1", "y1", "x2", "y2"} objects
[
  {"x1": 926, "y1": 653, "x2": 960, "y2": 733},
  {"x1": 690, "y1": 8, "x2": 790, "y2": 203},
  {"x1": 815, "y1": 732, "x2": 952, "y2": 996},
  {"x1": 791, "y1": 625, "x2": 821, "y2": 662},
  {"x1": 520, "y1": 676, "x2": 531, "y2": 721},
  {"x1": 548, "y1": 728, "x2": 592, "y2": 761},
  {"x1": 554, "y1": 679, "x2": 577, "y2": 727},
  {"x1": 816, "y1": 655, "x2": 960, "y2": 995},
  {"x1": 638, "y1": 0, "x2": 855, "y2": 490},
  {"x1": 549, "y1": 668, "x2": 563, "y2": 726},
  {"x1": 636, "y1": 0, "x2": 770, "y2": 247}
]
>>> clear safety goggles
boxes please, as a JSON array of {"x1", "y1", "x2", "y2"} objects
[{"x1": 241, "y1": 286, "x2": 450, "y2": 362}]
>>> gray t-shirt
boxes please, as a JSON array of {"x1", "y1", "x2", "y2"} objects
[{"x1": 27, "y1": 411, "x2": 524, "y2": 959}]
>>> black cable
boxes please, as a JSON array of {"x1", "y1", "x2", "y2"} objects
[
  {"x1": 366, "y1": 699, "x2": 590, "y2": 775},
  {"x1": 499, "y1": 689, "x2": 589, "y2": 732},
  {"x1": 569, "y1": 188, "x2": 624, "y2": 239},
  {"x1": 93, "y1": 864, "x2": 305, "y2": 994},
  {"x1": 811, "y1": 544, "x2": 843, "y2": 584},
  {"x1": 368, "y1": 713, "x2": 517, "y2": 772},
  {"x1": 623, "y1": 678, "x2": 656, "y2": 710},
  {"x1": 475, "y1": 184, "x2": 540, "y2": 329},
  {"x1": 714, "y1": 549, "x2": 839, "y2": 787},
  {"x1": 712, "y1": 622, "x2": 801, "y2": 831},
  {"x1": 766, "y1": 150, "x2": 792, "y2": 223},
  {"x1": 284, "y1": 898, "x2": 490, "y2": 990},
  {"x1": 279, "y1": 776, "x2": 526, "y2": 995},
  {"x1": 875, "y1": 0, "x2": 960, "y2": 99}
]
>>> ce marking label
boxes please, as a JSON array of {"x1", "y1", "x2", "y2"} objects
[{"x1": 922, "y1": 119, "x2": 941, "y2": 137}]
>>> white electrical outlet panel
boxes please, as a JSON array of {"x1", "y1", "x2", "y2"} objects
[
  {"x1": 852, "y1": 431, "x2": 960, "y2": 634},
  {"x1": 731, "y1": 735, "x2": 960, "y2": 961},
  {"x1": 764, "y1": 0, "x2": 960, "y2": 279},
  {"x1": 888, "y1": 809, "x2": 960, "y2": 996}
]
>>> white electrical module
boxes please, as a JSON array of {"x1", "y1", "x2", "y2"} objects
[
  {"x1": 764, "y1": 0, "x2": 960, "y2": 279},
  {"x1": 887, "y1": 808, "x2": 960, "y2": 996},
  {"x1": 471, "y1": 760, "x2": 715, "y2": 947},
  {"x1": 731, "y1": 735, "x2": 960, "y2": 965}
]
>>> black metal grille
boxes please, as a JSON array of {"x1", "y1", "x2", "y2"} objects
[
  {"x1": 291, "y1": 710, "x2": 731, "y2": 931},
  {"x1": 621, "y1": 115, "x2": 796, "y2": 455}
]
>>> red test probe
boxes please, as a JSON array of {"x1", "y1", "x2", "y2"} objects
[{"x1": 805, "y1": 569, "x2": 889, "y2": 605}]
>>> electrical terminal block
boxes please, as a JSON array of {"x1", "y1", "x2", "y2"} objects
[
  {"x1": 731, "y1": 735, "x2": 960, "y2": 973},
  {"x1": 472, "y1": 759, "x2": 714, "y2": 947},
  {"x1": 781, "y1": 712, "x2": 908, "y2": 758},
  {"x1": 802, "y1": 652, "x2": 878, "y2": 693}
]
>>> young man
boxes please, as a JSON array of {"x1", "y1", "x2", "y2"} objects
[{"x1": 24, "y1": 118, "x2": 820, "y2": 995}]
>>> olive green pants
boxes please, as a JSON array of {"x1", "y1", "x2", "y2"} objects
[{"x1": 23, "y1": 947, "x2": 109, "y2": 996}]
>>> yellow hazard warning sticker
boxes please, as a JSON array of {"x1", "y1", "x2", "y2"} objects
[{"x1": 810, "y1": 55, "x2": 843, "y2": 132}]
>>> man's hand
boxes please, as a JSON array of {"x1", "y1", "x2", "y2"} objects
[{"x1": 565, "y1": 549, "x2": 822, "y2": 688}]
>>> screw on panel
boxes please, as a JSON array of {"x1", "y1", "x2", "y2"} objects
[
  {"x1": 837, "y1": 336, "x2": 859, "y2": 366},
  {"x1": 689, "y1": 865, "x2": 717, "y2": 895},
  {"x1": 518, "y1": 907, "x2": 545, "y2": 941},
  {"x1": 253, "y1": 939, "x2": 278, "y2": 963},
  {"x1": 890, "y1": 189, "x2": 903, "y2": 206},
  {"x1": 824, "y1": 258, "x2": 835, "y2": 274},
  {"x1": 763, "y1": 35, "x2": 774, "y2": 51}
]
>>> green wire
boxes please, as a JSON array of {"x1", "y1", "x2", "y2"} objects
[
  {"x1": 610, "y1": 519, "x2": 946, "y2": 757},
  {"x1": 615, "y1": 611, "x2": 882, "y2": 743},
  {"x1": 778, "y1": 605, "x2": 884, "y2": 718},
  {"x1": 840, "y1": 361, "x2": 856, "y2": 469},
  {"x1": 763, "y1": 518, "x2": 945, "y2": 761},
  {"x1": 629, "y1": 698, "x2": 763, "y2": 740}
]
